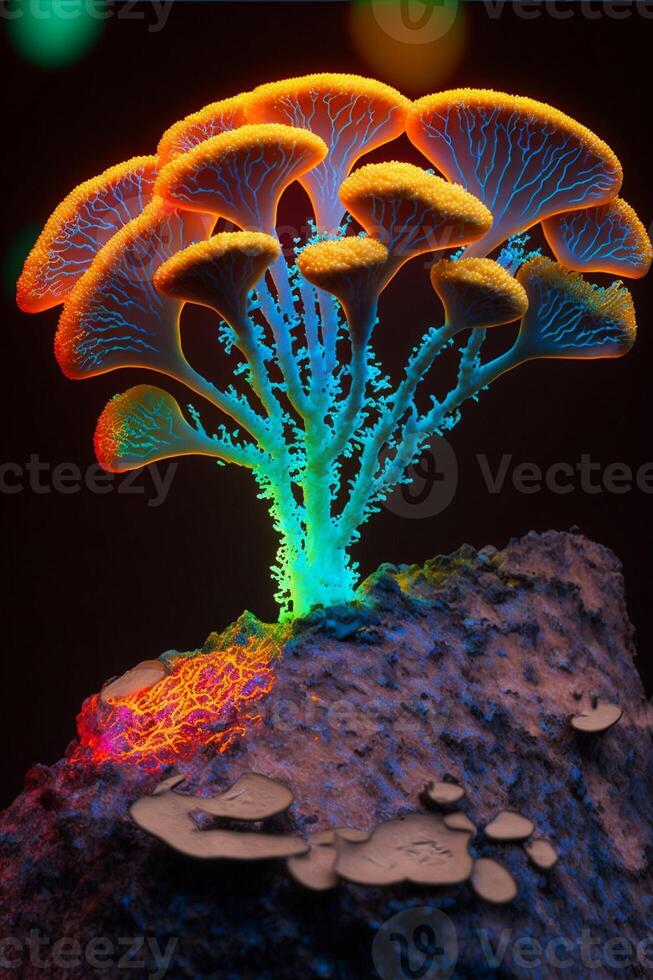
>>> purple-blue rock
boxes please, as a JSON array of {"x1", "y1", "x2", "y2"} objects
[{"x1": 0, "y1": 530, "x2": 651, "y2": 979}]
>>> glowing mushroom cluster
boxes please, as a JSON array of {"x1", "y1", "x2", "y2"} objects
[{"x1": 17, "y1": 75, "x2": 650, "y2": 618}]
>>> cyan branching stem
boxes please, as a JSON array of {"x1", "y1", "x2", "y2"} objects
[
  {"x1": 335, "y1": 321, "x2": 456, "y2": 547},
  {"x1": 367, "y1": 337, "x2": 523, "y2": 508},
  {"x1": 173, "y1": 360, "x2": 270, "y2": 466},
  {"x1": 257, "y1": 268, "x2": 311, "y2": 419},
  {"x1": 297, "y1": 277, "x2": 328, "y2": 410},
  {"x1": 318, "y1": 289, "x2": 340, "y2": 380}
]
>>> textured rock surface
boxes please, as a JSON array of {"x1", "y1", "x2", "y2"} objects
[{"x1": 1, "y1": 530, "x2": 652, "y2": 978}]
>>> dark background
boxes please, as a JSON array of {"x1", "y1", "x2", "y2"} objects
[{"x1": 2, "y1": 0, "x2": 652, "y2": 810}]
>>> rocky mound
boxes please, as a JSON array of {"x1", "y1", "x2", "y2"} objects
[{"x1": 1, "y1": 530, "x2": 651, "y2": 979}]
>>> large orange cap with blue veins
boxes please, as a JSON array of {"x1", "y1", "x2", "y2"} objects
[
  {"x1": 407, "y1": 89, "x2": 622, "y2": 257},
  {"x1": 515, "y1": 256, "x2": 635, "y2": 360},
  {"x1": 247, "y1": 74, "x2": 410, "y2": 230},
  {"x1": 17, "y1": 155, "x2": 158, "y2": 314},
  {"x1": 157, "y1": 92, "x2": 251, "y2": 164},
  {"x1": 542, "y1": 197, "x2": 652, "y2": 279},
  {"x1": 55, "y1": 199, "x2": 212, "y2": 380},
  {"x1": 154, "y1": 123, "x2": 327, "y2": 233}
]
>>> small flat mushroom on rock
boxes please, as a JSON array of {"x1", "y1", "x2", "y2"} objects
[
  {"x1": 130, "y1": 781, "x2": 306, "y2": 860},
  {"x1": 287, "y1": 845, "x2": 339, "y2": 891},
  {"x1": 426, "y1": 781, "x2": 466, "y2": 807},
  {"x1": 571, "y1": 700, "x2": 623, "y2": 733},
  {"x1": 524, "y1": 839, "x2": 560, "y2": 870},
  {"x1": 484, "y1": 811, "x2": 534, "y2": 842},
  {"x1": 100, "y1": 660, "x2": 167, "y2": 703},
  {"x1": 195, "y1": 772, "x2": 293, "y2": 821},
  {"x1": 444, "y1": 812, "x2": 476, "y2": 833},
  {"x1": 472, "y1": 857, "x2": 518, "y2": 904},
  {"x1": 311, "y1": 828, "x2": 370, "y2": 846},
  {"x1": 334, "y1": 813, "x2": 473, "y2": 886}
]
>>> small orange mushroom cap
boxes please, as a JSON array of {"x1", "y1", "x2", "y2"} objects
[
  {"x1": 339, "y1": 162, "x2": 492, "y2": 267},
  {"x1": 17, "y1": 155, "x2": 158, "y2": 314},
  {"x1": 515, "y1": 257, "x2": 636, "y2": 360},
  {"x1": 542, "y1": 197, "x2": 652, "y2": 279},
  {"x1": 155, "y1": 123, "x2": 327, "y2": 233},
  {"x1": 157, "y1": 92, "x2": 251, "y2": 164},
  {"x1": 247, "y1": 74, "x2": 410, "y2": 230},
  {"x1": 407, "y1": 89, "x2": 623, "y2": 257},
  {"x1": 430, "y1": 258, "x2": 528, "y2": 331},
  {"x1": 154, "y1": 232, "x2": 280, "y2": 323},
  {"x1": 297, "y1": 236, "x2": 389, "y2": 345},
  {"x1": 94, "y1": 385, "x2": 218, "y2": 473}
]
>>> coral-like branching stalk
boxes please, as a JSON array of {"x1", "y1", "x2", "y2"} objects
[{"x1": 18, "y1": 76, "x2": 648, "y2": 619}]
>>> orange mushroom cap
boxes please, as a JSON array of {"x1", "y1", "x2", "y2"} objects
[
  {"x1": 17, "y1": 156, "x2": 158, "y2": 314},
  {"x1": 542, "y1": 197, "x2": 652, "y2": 279},
  {"x1": 154, "y1": 232, "x2": 280, "y2": 323},
  {"x1": 158, "y1": 92, "x2": 251, "y2": 164},
  {"x1": 247, "y1": 73, "x2": 409, "y2": 230},
  {"x1": 155, "y1": 123, "x2": 327, "y2": 233},
  {"x1": 430, "y1": 258, "x2": 528, "y2": 331},
  {"x1": 407, "y1": 89, "x2": 622, "y2": 257}
]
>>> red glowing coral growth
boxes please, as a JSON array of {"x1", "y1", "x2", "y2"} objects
[{"x1": 73, "y1": 634, "x2": 283, "y2": 770}]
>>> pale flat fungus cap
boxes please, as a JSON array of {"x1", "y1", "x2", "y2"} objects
[
  {"x1": 444, "y1": 812, "x2": 477, "y2": 834},
  {"x1": 484, "y1": 810, "x2": 534, "y2": 842},
  {"x1": 158, "y1": 92, "x2": 251, "y2": 164},
  {"x1": 100, "y1": 659, "x2": 167, "y2": 704},
  {"x1": 542, "y1": 197, "x2": 652, "y2": 279},
  {"x1": 514, "y1": 257, "x2": 636, "y2": 361},
  {"x1": 524, "y1": 838, "x2": 560, "y2": 870},
  {"x1": 154, "y1": 231, "x2": 280, "y2": 325},
  {"x1": 339, "y1": 161, "x2": 492, "y2": 280},
  {"x1": 471, "y1": 857, "x2": 518, "y2": 904},
  {"x1": 94, "y1": 385, "x2": 243, "y2": 473},
  {"x1": 297, "y1": 236, "x2": 389, "y2": 347},
  {"x1": 407, "y1": 89, "x2": 623, "y2": 257},
  {"x1": 430, "y1": 258, "x2": 529, "y2": 332},
  {"x1": 310, "y1": 827, "x2": 371, "y2": 846},
  {"x1": 287, "y1": 844, "x2": 339, "y2": 891},
  {"x1": 17, "y1": 156, "x2": 158, "y2": 313},
  {"x1": 571, "y1": 700, "x2": 623, "y2": 733},
  {"x1": 130, "y1": 779, "x2": 307, "y2": 860},
  {"x1": 192, "y1": 772, "x2": 293, "y2": 821},
  {"x1": 334, "y1": 813, "x2": 473, "y2": 886},
  {"x1": 155, "y1": 123, "x2": 327, "y2": 234},
  {"x1": 425, "y1": 780, "x2": 466, "y2": 806},
  {"x1": 247, "y1": 73, "x2": 410, "y2": 231}
]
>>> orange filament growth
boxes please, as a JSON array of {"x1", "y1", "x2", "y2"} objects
[{"x1": 74, "y1": 632, "x2": 283, "y2": 770}]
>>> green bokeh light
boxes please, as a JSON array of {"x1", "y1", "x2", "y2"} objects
[
  {"x1": 3, "y1": 224, "x2": 40, "y2": 301},
  {"x1": 7, "y1": 0, "x2": 105, "y2": 68}
]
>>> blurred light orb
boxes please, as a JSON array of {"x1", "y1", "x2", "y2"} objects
[
  {"x1": 372, "y1": 0, "x2": 459, "y2": 44},
  {"x1": 4, "y1": 224, "x2": 40, "y2": 300},
  {"x1": 349, "y1": 0, "x2": 466, "y2": 94},
  {"x1": 7, "y1": 0, "x2": 105, "y2": 67}
]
